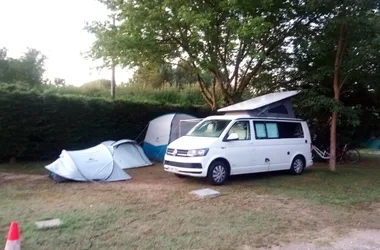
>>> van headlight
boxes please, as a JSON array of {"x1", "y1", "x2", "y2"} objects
[{"x1": 187, "y1": 149, "x2": 209, "y2": 157}]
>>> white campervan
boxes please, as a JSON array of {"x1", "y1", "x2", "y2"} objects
[{"x1": 163, "y1": 91, "x2": 313, "y2": 185}]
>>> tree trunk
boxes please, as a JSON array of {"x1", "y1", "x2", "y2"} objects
[
  {"x1": 329, "y1": 21, "x2": 346, "y2": 171},
  {"x1": 329, "y1": 111, "x2": 338, "y2": 171},
  {"x1": 330, "y1": 79, "x2": 341, "y2": 171},
  {"x1": 111, "y1": 61, "x2": 116, "y2": 100},
  {"x1": 197, "y1": 77, "x2": 217, "y2": 110},
  {"x1": 218, "y1": 80, "x2": 234, "y2": 106},
  {"x1": 111, "y1": 15, "x2": 116, "y2": 100}
]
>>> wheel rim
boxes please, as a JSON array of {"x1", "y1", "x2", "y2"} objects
[
  {"x1": 293, "y1": 159, "x2": 304, "y2": 173},
  {"x1": 212, "y1": 165, "x2": 226, "y2": 183},
  {"x1": 345, "y1": 150, "x2": 360, "y2": 163}
]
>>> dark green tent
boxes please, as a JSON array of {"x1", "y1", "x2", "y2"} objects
[{"x1": 362, "y1": 137, "x2": 380, "y2": 150}]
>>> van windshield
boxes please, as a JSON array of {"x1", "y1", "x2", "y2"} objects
[{"x1": 187, "y1": 119, "x2": 231, "y2": 138}]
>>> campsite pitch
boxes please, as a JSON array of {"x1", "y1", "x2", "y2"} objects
[{"x1": 1, "y1": 155, "x2": 380, "y2": 249}]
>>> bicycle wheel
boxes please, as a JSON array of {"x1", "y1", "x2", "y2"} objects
[{"x1": 344, "y1": 149, "x2": 360, "y2": 164}]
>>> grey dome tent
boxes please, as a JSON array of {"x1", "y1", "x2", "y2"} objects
[
  {"x1": 45, "y1": 139, "x2": 152, "y2": 183},
  {"x1": 143, "y1": 113, "x2": 201, "y2": 161}
]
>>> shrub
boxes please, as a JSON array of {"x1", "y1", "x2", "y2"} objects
[
  {"x1": 0, "y1": 89, "x2": 210, "y2": 162},
  {"x1": 38, "y1": 82, "x2": 211, "y2": 106}
]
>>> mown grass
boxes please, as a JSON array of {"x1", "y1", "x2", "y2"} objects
[
  {"x1": 0, "y1": 162, "x2": 47, "y2": 175},
  {"x1": 0, "y1": 154, "x2": 379, "y2": 249},
  {"x1": 0, "y1": 179, "x2": 292, "y2": 249},
  {"x1": 253, "y1": 166, "x2": 380, "y2": 205},
  {"x1": 223, "y1": 153, "x2": 380, "y2": 206}
]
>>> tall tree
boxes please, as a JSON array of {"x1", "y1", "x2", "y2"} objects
[
  {"x1": 54, "y1": 78, "x2": 66, "y2": 87},
  {"x1": 87, "y1": 0, "x2": 320, "y2": 109},
  {"x1": 110, "y1": 14, "x2": 116, "y2": 100},
  {"x1": 128, "y1": 62, "x2": 211, "y2": 88},
  {"x1": 275, "y1": 0, "x2": 380, "y2": 170},
  {"x1": 0, "y1": 48, "x2": 46, "y2": 86},
  {"x1": 325, "y1": 0, "x2": 379, "y2": 170},
  {"x1": 81, "y1": 79, "x2": 111, "y2": 89}
]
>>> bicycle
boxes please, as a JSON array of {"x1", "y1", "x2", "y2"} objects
[{"x1": 312, "y1": 143, "x2": 360, "y2": 164}]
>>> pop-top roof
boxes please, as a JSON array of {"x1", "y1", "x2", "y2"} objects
[{"x1": 217, "y1": 90, "x2": 300, "y2": 113}]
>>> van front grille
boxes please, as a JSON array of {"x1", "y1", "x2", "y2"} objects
[
  {"x1": 164, "y1": 160, "x2": 202, "y2": 169},
  {"x1": 166, "y1": 148, "x2": 189, "y2": 156}
]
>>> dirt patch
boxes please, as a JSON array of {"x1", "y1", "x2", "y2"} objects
[{"x1": 273, "y1": 229, "x2": 380, "y2": 250}]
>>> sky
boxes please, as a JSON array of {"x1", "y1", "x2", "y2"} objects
[{"x1": 0, "y1": 0, "x2": 133, "y2": 86}]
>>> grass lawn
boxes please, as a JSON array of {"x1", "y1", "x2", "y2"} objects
[
  {"x1": 0, "y1": 161, "x2": 48, "y2": 175},
  {"x1": 0, "y1": 154, "x2": 379, "y2": 249}
]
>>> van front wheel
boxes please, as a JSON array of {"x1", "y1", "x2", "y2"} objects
[
  {"x1": 207, "y1": 161, "x2": 228, "y2": 185},
  {"x1": 290, "y1": 156, "x2": 305, "y2": 175}
]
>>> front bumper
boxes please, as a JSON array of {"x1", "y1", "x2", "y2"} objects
[{"x1": 163, "y1": 154, "x2": 208, "y2": 177}]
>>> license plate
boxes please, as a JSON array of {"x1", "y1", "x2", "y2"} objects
[{"x1": 168, "y1": 166, "x2": 178, "y2": 173}]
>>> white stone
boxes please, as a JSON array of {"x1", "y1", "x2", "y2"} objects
[
  {"x1": 190, "y1": 188, "x2": 220, "y2": 198},
  {"x1": 35, "y1": 218, "x2": 62, "y2": 229}
]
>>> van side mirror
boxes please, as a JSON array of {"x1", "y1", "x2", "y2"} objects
[{"x1": 226, "y1": 133, "x2": 239, "y2": 141}]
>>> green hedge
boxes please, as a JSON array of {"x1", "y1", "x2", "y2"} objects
[{"x1": 0, "y1": 90, "x2": 210, "y2": 161}]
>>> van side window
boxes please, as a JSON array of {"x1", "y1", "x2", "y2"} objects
[
  {"x1": 254, "y1": 122, "x2": 279, "y2": 139},
  {"x1": 254, "y1": 121, "x2": 304, "y2": 139},
  {"x1": 266, "y1": 122, "x2": 279, "y2": 138},
  {"x1": 227, "y1": 121, "x2": 251, "y2": 140},
  {"x1": 277, "y1": 122, "x2": 304, "y2": 138},
  {"x1": 254, "y1": 122, "x2": 267, "y2": 139}
]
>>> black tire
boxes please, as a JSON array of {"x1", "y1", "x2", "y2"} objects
[
  {"x1": 289, "y1": 156, "x2": 305, "y2": 175},
  {"x1": 207, "y1": 160, "x2": 229, "y2": 185},
  {"x1": 344, "y1": 149, "x2": 360, "y2": 164},
  {"x1": 174, "y1": 173, "x2": 187, "y2": 178}
]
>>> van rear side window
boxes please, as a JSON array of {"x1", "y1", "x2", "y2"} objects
[
  {"x1": 278, "y1": 122, "x2": 304, "y2": 138},
  {"x1": 254, "y1": 121, "x2": 304, "y2": 139}
]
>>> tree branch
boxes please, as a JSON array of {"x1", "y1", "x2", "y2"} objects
[
  {"x1": 337, "y1": 24, "x2": 347, "y2": 68},
  {"x1": 197, "y1": 72, "x2": 215, "y2": 108},
  {"x1": 231, "y1": 41, "x2": 247, "y2": 93},
  {"x1": 223, "y1": 28, "x2": 230, "y2": 77},
  {"x1": 235, "y1": 14, "x2": 320, "y2": 96},
  {"x1": 334, "y1": 23, "x2": 346, "y2": 85},
  {"x1": 217, "y1": 73, "x2": 234, "y2": 105},
  {"x1": 211, "y1": 76, "x2": 217, "y2": 107},
  {"x1": 339, "y1": 71, "x2": 350, "y2": 91},
  {"x1": 237, "y1": 59, "x2": 265, "y2": 94},
  {"x1": 217, "y1": 43, "x2": 230, "y2": 83}
]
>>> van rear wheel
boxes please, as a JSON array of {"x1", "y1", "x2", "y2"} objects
[
  {"x1": 290, "y1": 156, "x2": 305, "y2": 175},
  {"x1": 207, "y1": 161, "x2": 228, "y2": 185}
]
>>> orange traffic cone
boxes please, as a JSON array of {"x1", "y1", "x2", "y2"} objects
[{"x1": 4, "y1": 221, "x2": 20, "y2": 250}]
